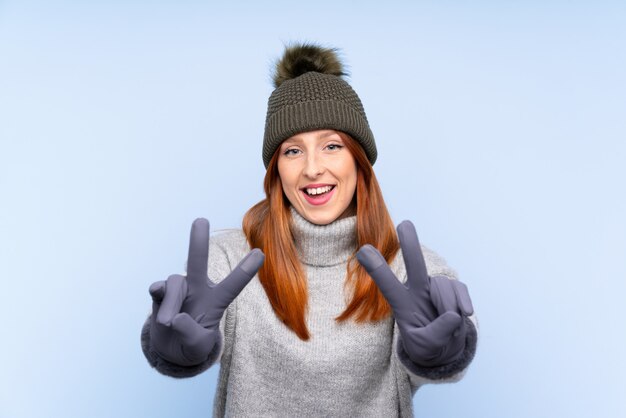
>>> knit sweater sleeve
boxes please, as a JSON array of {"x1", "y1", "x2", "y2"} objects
[
  {"x1": 391, "y1": 245, "x2": 479, "y2": 389},
  {"x1": 140, "y1": 233, "x2": 236, "y2": 378}
]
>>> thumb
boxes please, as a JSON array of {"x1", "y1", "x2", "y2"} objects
[
  {"x1": 171, "y1": 312, "x2": 208, "y2": 334},
  {"x1": 171, "y1": 312, "x2": 217, "y2": 364},
  {"x1": 401, "y1": 312, "x2": 465, "y2": 367},
  {"x1": 418, "y1": 311, "x2": 463, "y2": 347}
]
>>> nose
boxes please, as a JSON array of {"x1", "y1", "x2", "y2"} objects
[{"x1": 303, "y1": 151, "x2": 324, "y2": 178}]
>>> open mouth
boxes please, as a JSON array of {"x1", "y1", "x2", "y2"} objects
[
  {"x1": 301, "y1": 185, "x2": 336, "y2": 196},
  {"x1": 300, "y1": 185, "x2": 336, "y2": 206}
]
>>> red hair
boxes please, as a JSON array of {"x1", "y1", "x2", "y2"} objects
[{"x1": 242, "y1": 131, "x2": 399, "y2": 340}]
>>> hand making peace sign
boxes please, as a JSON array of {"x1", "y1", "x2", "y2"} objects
[
  {"x1": 357, "y1": 221, "x2": 474, "y2": 368},
  {"x1": 148, "y1": 218, "x2": 265, "y2": 367}
]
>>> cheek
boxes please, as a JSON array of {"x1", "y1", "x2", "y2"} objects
[
  {"x1": 277, "y1": 162, "x2": 291, "y2": 191},
  {"x1": 279, "y1": 177, "x2": 292, "y2": 195},
  {"x1": 333, "y1": 163, "x2": 357, "y2": 197},
  {"x1": 347, "y1": 175, "x2": 357, "y2": 199},
  {"x1": 341, "y1": 160, "x2": 358, "y2": 188}
]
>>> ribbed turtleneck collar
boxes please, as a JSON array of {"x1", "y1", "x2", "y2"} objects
[{"x1": 289, "y1": 206, "x2": 357, "y2": 267}]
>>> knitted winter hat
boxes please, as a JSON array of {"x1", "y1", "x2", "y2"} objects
[{"x1": 262, "y1": 42, "x2": 377, "y2": 168}]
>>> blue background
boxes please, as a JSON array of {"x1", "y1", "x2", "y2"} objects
[{"x1": 1, "y1": 1, "x2": 625, "y2": 417}]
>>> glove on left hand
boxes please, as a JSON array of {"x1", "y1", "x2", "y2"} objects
[{"x1": 356, "y1": 220, "x2": 474, "y2": 368}]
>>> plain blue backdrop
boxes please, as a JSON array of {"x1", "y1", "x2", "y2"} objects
[{"x1": 1, "y1": 1, "x2": 625, "y2": 417}]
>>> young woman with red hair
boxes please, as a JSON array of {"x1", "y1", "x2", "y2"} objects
[{"x1": 141, "y1": 42, "x2": 478, "y2": 417}]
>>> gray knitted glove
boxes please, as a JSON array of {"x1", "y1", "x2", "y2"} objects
[
  {"x1": 149, "y1": 218, "x2": 264, "y2": 367},
  {"x1": 356, "y1": 221, "x2": 474, "y2": 368}
]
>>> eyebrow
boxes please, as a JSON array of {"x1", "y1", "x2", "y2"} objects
[
  {"x1": 319, "y1": 131, "x2": 340, "y2": 139},
  {"x1": 283, "y1": 131, "x2": 341, "y2": 144}
]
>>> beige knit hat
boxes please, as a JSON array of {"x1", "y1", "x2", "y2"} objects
[{"x1": 262, "y1": 42, "x2": 377, "y2": 168}]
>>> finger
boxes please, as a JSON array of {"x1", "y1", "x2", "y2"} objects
[
  {"x1": 156, "y1": 274, "x2": 188, "y2": 326},
  {"x1": 213, "y1": 249, "x2": 265, "y2": 311},
  {"x1": 396, "y1": 221, "x2": 430, "y2": 298},
  {"x1": 149, "y1": 280, "x2": 166, "y2": 303},
  {"x1": 171, "y1": 313, "x2": 218, "y2": 365},
  {"x1": 356, "y1": 244, "x2": 407, "y2": 310},
  {"x1": 452, "y1": 280, "x2": 474, "y2": 316},
  {"x1": 429, "y1": 275, "x2": 461, "y2": 315},
  {"x1": 430, "y1": 276, "x2": 474, "y2": 317},
  {"x1": 186, "y1": 218, "x2": 210, "y2": 283}
]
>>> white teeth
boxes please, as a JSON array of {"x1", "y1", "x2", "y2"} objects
[{"x1": 305, "y1": 185, "x2": 333, "y2": 195}]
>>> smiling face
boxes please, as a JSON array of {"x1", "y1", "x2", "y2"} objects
[{"x1": 277, "y1": 129, "x2": 357, "y2": 225}]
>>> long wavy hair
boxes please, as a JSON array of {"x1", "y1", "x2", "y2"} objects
[{"x1": 242, "y1": 131, "x2": 400, "y2": 340}]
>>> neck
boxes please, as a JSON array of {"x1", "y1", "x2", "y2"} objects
[{"x1": 289, "y1": 206, "x2": 357, "y2": 267}]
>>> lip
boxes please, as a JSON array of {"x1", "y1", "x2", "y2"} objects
[
  {"x1": 301, "y1": 183, "x2": 335, "y2": 190},
  {"x1": 301, "y1": 186, "x2": 336, "y2": 206}
]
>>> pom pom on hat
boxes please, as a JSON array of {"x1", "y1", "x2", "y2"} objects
[{"x1": 272, "y1": 42, "x2": 348, "y2": 88}]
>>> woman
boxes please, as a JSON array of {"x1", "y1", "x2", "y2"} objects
[{"x1": 141, "y1": 42, "x2": 478, "y2": 417}]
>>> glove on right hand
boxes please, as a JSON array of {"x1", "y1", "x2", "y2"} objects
[{"x1": 149, "y1": 218, "x2": 264, "y2": 366}]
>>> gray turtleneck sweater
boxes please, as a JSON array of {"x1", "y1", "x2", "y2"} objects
[{"x1": 141, "y1": 208, "x2": 478, "y2": 417}]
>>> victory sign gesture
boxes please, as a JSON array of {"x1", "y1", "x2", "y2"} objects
[
  {"x1": 149, "y1": 218, "x2": 265, "y2": 366},
  {"x1": 357, "y1": 221, "x2": 474, "y2": 368}
]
